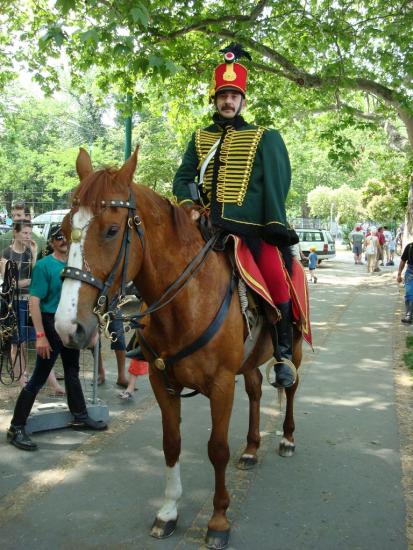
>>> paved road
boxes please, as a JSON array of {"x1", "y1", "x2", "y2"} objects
[{"x1": 0, "y1": 249, "x2": 410, "y2": 549}]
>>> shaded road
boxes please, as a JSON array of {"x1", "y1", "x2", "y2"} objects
[{"x1": 0, "y1": 248, "x2": 411, "y2": 549}]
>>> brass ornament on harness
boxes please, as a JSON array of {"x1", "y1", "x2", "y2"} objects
[
  {"x1": 128, "y1": 216, "x2": 142, "y2": 230},
  {"x1": 71, "y1": 228, "x2": 82, "y2": 243},
  {"x1": 154, "y1": 358, "x2": 166, "y2": 371}
]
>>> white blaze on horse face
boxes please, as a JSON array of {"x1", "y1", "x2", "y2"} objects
[
  {"x1": 55, "y1": 208, "x2": 93, "y2": 343},
  {"x1": 156, "y1": 463, "x2": 182, "y2": 522}
]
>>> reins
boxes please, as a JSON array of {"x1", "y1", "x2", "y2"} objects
[
  {"x1": 138, "y1": 271, "x2": 237, "y2": 398},
  {"x1": 125, "y1": 231, "x2": 221, "y2": 322}
]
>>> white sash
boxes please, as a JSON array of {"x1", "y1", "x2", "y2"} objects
[{"x1": 198, "y1": 138, "x2": 221, "y2": 186}]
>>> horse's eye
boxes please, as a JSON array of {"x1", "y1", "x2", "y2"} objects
[{"x1": 106, "y1": 225, "x2": 119, "y2": 239}]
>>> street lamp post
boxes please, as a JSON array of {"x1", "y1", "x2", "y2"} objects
[{"x1": 124, "y1": 93, "x2": 133, "y2": 160}]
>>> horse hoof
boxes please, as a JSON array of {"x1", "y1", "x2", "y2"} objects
[
  {"x1": 237, "y1": 454, "x2": 258, "y2": 470},
  {"x1": 205, "y1": 528, "x2": 230, "y2": 549},
  {"x1": 150, "y1": 516, "x2": 178, "y2": 539},
  {"x1": 279, "y1": 437, "x2": 295, "y2": 457}
]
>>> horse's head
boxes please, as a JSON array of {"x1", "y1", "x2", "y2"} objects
[{"x1": 55, "y1": 147, "x2": 142, "y2": 349}]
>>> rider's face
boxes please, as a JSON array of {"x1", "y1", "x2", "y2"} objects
[{"x1": 215, "y1": 91, "x2": 245, "y2": 119}]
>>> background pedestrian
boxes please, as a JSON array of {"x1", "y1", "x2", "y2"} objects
[{"x1": 308, "y1": 246, "x2": 318, "y2": 283}]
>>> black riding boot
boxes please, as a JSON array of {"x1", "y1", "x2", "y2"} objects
[
  {"x1": 269, "y1": 301, "x2": 296, "y2": 388},
  {"x1": 64, "y1": 370, "x2": 108, "y2": 431},
  {"x1": 401, "y1": 300, "x2": 413, "y2": 324},
  {"x1": 7, "y1": 388, "x2": 38, "y2": 451}
]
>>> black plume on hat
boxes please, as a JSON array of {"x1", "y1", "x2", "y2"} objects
[{"x1": 219, "y1": 43, "x2": 252, "y2": 62}]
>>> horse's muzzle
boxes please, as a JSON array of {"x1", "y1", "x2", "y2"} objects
[
  {"x1": 55, "y1": 317, "x2": 98, "y2": 350},
  {"x1": 65, "y1": 324, "x2": 97, "y2": 349}
]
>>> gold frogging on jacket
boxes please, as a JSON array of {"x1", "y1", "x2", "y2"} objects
[{"x1": 195, "y1": 127, "x2": 265, "y2": 207}]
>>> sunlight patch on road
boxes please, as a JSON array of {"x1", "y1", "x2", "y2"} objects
[{"x1": 300, "y1": 395, "x2": 375, "y2": 407}]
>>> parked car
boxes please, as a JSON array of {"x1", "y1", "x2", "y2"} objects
[
  {"x1": 31, "y1": 209, "x2": 69, "y2": 240},
  {"x1": 295, "y1": 228, "x2": 336, "y2": 263},
  {"x1": 0, "y1": 224, "x2": 11, "y2": 235}
]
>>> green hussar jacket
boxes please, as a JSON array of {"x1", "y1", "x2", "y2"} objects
[{"x1": 173, "y1": 118, "x2": 292, "y2": 246}]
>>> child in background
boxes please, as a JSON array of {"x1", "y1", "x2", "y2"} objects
[
  {"x1": 119, "y1": 358, "x2": 149, "y2": 400},
  {"x1": 387, "y1": 235, "x2": 396, "y2": 266},
  {"x1": 308, "y1": 246, "x2": 318, "y2": 283}
]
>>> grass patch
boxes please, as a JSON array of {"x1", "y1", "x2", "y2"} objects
[{"x1": 403, "y1": 335, "x2": 413, "y2": 372}]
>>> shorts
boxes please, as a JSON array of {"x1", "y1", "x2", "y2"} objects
[
  {"x1": 11, "y1": 299, "x2": 36, "y2": 344},
  {"x1": 128, "y1": 358, "x2": 149, "y2": 377},
  {"x1": 108, "y1": 317, "x2": 126, "y2": 351},
  {"x1": 352, "y1": 244, "x2": 362, "y2": 255}
]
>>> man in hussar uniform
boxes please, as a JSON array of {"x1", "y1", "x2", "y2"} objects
[{"x1": 173, "y1": 44, "x2": 300, "y2": 388}]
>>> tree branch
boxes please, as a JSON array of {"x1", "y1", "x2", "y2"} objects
[
  {"x1": 151, "y1": 0, "x2": 269, "y2": 42},
  {"x1": 148, "y1": 8, "x2": 413, "y2": 148},
  {"x1": 292, "y1": 103, "x2": 409, "y2": 152}
]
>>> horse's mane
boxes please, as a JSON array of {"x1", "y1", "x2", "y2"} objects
[
  {"x1": 142, "y1": 188, "x2": 198, "y2": 246},
  {"x1": 73, "y1": 168, "x2": 128, "y2": 213},
  {"x1": 73, "y1": 167, "x2": 198, "y2": 246}
]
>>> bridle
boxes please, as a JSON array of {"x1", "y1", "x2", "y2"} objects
[
  {"x1": 61, "y1": 190, "x2": 144, "y2": 327},
  {"x1": 61, "y1": 189, "x2": 222, "y2": 329}
]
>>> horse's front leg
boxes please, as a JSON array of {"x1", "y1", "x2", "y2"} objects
[
  {"x1": 237, "y1": 368, "x2": 263, "y2": 470},
  {"x1": 205, "y1": 374, "x2": 235, "y2": 550},
  {"x1": 149, "y1": 372, "x2": 182, "y2": 539}
]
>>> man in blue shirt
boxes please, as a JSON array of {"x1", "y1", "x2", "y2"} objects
[{"x1": 7, "y1": 226, "x2": 107, "y2": 451}]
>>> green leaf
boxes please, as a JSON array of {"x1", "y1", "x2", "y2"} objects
[
  {"x1": 55, "y1": 0, "x2": 77, "y2": 16},
  {"x1": 148, "y1": 54, "x2": 163, "y2": 68},
  {"x1": 113, "y1": 43, "x2": 131, "y2": 57},
  {"x1": 130, "y1": 5, "x2": 149, "y2": 28},
  {"x1": 79, "y1": 29, "x2": 99, "y2": 46}
]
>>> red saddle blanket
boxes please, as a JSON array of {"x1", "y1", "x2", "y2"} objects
[{"x1": 229, "y1": 235, "x2": 312, "y2": 347}]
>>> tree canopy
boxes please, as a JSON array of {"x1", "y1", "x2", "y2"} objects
[
  {"x1": 1, "y1": 2, "x2": 411, "y2": 133},
  {"x1": 0, "y1": 1, "x2": 412, "y2": 225}
]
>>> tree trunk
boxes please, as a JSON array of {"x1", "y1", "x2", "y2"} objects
[{"x1": 300, "y1": 202, "x2": 310, "y2": 218}]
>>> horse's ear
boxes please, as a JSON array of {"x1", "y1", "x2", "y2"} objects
[
  {"x1": 117, "y1": 145, "x2": 139, "y2": 184},
  {"x1": 76, "y1": 148, "x2": 93, "y2": 181}
]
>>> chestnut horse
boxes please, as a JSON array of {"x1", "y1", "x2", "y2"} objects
[{"x1": 55, "y1": 148, "x2": 303, "y2": 549}]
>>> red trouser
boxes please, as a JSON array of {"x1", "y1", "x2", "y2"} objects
[{"x1": 255, "y1": 241, "x2": 290, "y2": 305}]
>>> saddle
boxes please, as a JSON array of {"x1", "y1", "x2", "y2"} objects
[{"x1": 197, "y1": 214, "x2": 312, "y2": 348}]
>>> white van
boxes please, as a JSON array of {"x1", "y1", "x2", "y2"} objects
[{"x1": 296, "y1": 228, "x2": 336, "y2": 263}]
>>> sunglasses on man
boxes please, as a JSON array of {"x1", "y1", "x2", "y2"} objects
[{"x1": 53, "y1": 234, "x2": 65, "y2": 241}]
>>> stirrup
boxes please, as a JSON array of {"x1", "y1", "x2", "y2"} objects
[{"x1": 265, "y1": 358, "x2": 297, "y2": 388}]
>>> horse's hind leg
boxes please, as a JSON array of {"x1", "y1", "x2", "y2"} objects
[
  {"x1": 279, "y1": 329, "x2": 302, "y2": 457},
  {"x1": 279, "y1": 375, "x2": 299, "y2": 457},
  {"x1": 205, "y1": 375, "x2": 235, "y2": 549},
  {"x1": 149, "y1": 374, "x2": 182, "y2": 539},
  {"x1": 237, "y1": 368, "x2": 262, "y2": 470}
]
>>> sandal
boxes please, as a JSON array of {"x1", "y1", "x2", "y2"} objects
[
  {"x1": 48, "y1": 389, "x2": 66, "y2": 397},
  {"x1": 119, "y1": 390, "x2": 134, "y2": 401}
]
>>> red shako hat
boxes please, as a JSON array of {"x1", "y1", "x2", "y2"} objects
[{"x1": 210, "y1": 43, "x2": 251, "y2": 98}]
